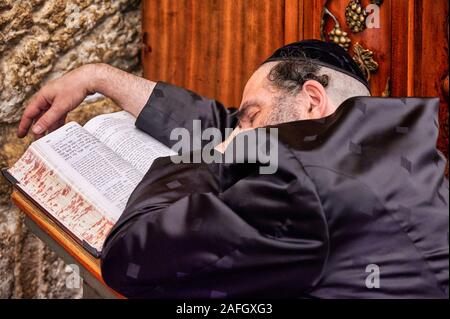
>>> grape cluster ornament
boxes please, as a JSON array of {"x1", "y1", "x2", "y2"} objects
[{"x1": 345, "y1": 0, "x2": 368, "y2": 33}]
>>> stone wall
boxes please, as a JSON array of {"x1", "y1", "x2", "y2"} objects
[{"x1": 0, "y1": 0, "x2": 142, "y2": 298}]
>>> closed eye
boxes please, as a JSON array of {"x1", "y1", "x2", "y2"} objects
[{"x1": 237, "y1": 102, "x2": 261, "y2": 128}]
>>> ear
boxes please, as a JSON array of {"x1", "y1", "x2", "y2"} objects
[{"x1": 301, "y1": 80, "x2": 330, "y2": 118}]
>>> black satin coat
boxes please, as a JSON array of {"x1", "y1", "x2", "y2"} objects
[{"x1": 101, "y1": 82, "x2": 449, "y2": 299}]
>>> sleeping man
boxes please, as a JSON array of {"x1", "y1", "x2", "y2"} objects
[{"x1": 18, "y1": 40, "x2": 449, "y2": 298}]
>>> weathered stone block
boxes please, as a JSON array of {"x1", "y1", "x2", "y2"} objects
[{"x1": 0, "y1": 0, "x2": 141, "y2": 299}]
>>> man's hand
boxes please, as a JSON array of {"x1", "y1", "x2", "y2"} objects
[
  {"x1": 18, "y1": 63, "x2": 156, "y2": 139},
  {"x1": 17, "y1": 65, "x2": 95, "y2": 139}
]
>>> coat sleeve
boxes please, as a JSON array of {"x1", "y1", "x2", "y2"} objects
[
  {"x1": 135, "y1": 82, "x2": 239, "y2": 148},
  {"x1": 100, "y1": 150, "x2": 329, "y2": 298}
]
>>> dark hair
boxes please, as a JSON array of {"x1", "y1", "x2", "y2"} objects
[{"x1": 267, "y1": 58, "x2": 329, "y2": 95}]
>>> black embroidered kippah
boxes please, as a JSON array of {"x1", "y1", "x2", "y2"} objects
[{"x1": 263, "y1": 39, "x2": 370, "y2": 91}]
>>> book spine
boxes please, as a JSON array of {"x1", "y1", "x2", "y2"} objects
[
  {"x1": 82, "y1": 240, "x2": 101, "y2": 258},
  {"x1": 1, "y1": 167, "x2": 19, "y2": 185}
]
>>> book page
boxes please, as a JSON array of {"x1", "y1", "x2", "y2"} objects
[
  {"x1": 9, "y1": 148, "x2": 114, "y2": 252},
  {"x1": 83, "y1": 111, "x2": 176, "y2": 175},
  {"x1": 33, "y1": 122, "x2": 143, "y2": 221}
]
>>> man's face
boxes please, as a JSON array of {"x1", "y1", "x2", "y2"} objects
[
  {"x1": 215, "y1": 62, "x2": 308, "y2": 152},
  {"x1": 236, "y1": 62, "x2": 279, "y2": 130},
  {"x1": 215, "y1": 61, "x2": 332, "y2": 152},
  {"x1": 237, "y1": 61, "x2": 318, "y2": 130}
]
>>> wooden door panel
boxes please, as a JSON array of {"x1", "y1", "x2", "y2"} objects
[
  {"x1": 320, "y1": 0, "x2": 392, "y2": 97},
  {"x1": 142, "y1": 0, "x2": 285, "y2": 107},
  {"x1": 142, "y1": 0, "x2": 448, "y2": 159},
  {"x1": 414, "y1": 0, "x2": 449, "y2": 159}
]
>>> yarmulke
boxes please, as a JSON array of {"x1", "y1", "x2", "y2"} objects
[{"x1": 263, "y1": 39, "x2": 370, "y2": 91}]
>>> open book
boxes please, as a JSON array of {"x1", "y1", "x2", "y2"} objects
[{"x1": 3, "y1": 111, "x2": 175, "y2": 257}]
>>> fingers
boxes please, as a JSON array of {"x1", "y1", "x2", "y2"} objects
[
  {"x1": 17, "y1": 92, "x2": 50, "y2": 138},
  {"x1": 32, "y1": 101, "x2": 64, "y2": 138},
  {"x1": 17, "y1": 66, "x2": 94, "y2": 138},
  {"x1": 32, "y1": 112, "x2": 47, "y2": 140},
  {"x1": 18, "y1": 89, "x2": 67, "y2": 139}
]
